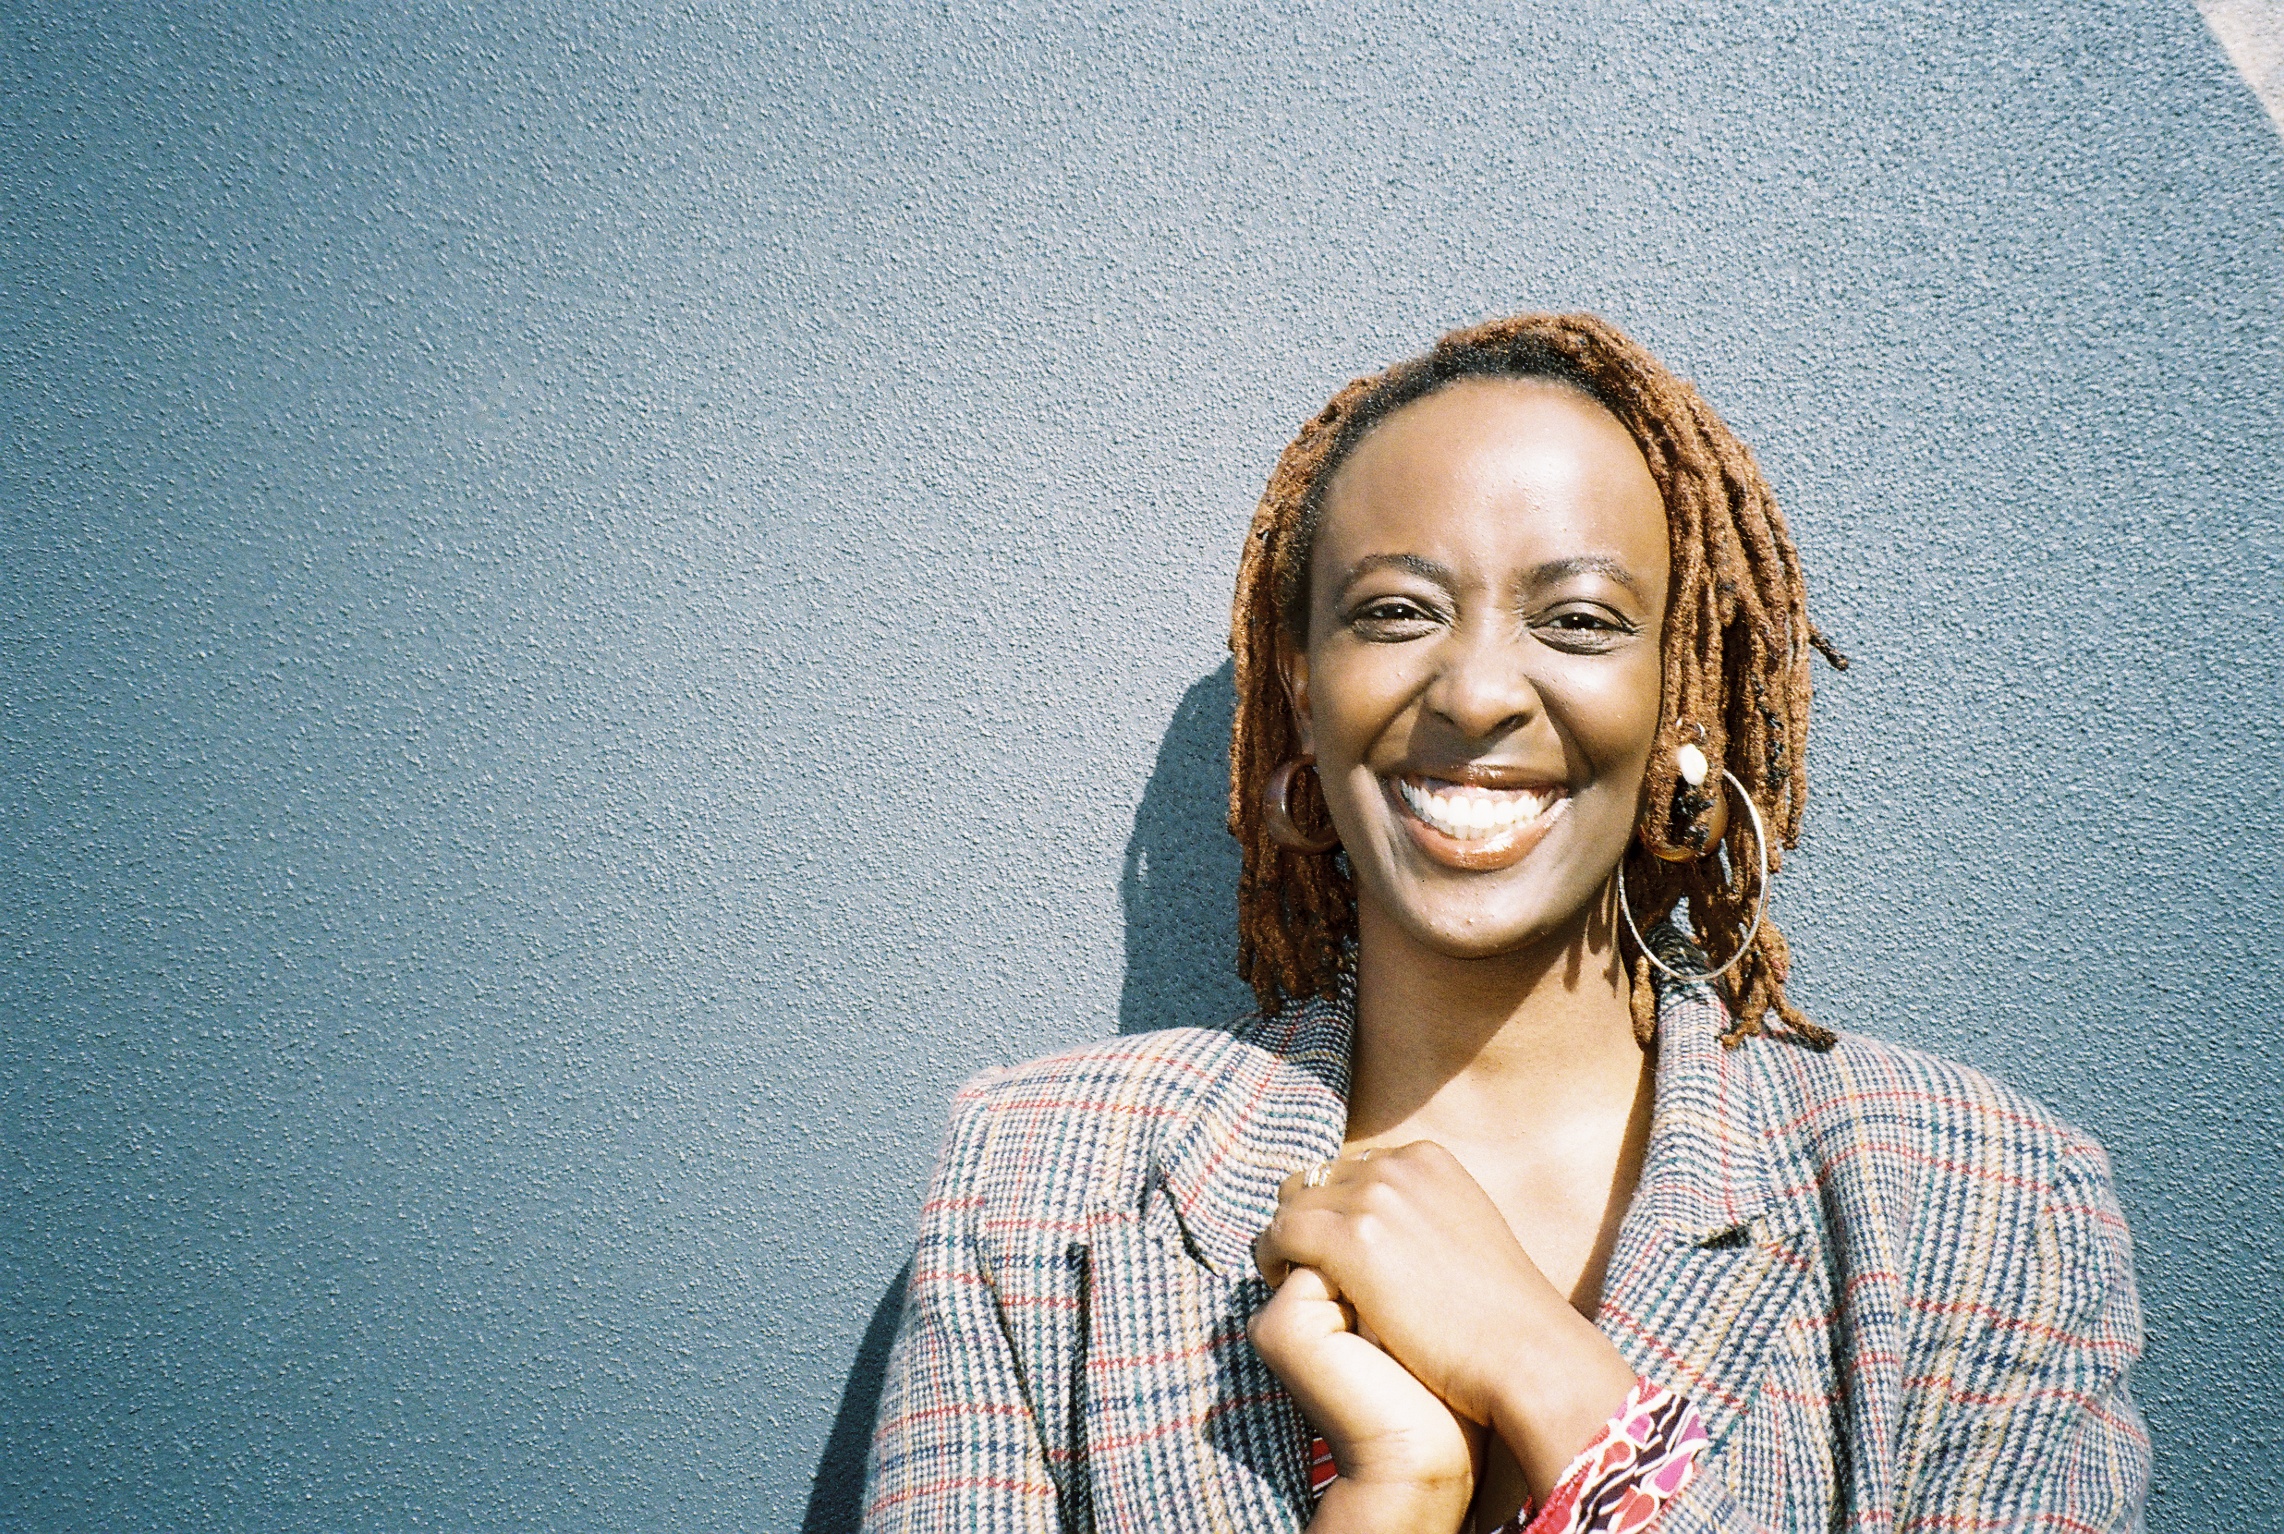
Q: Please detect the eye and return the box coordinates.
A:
[1534,604,1638,651]
[1345,595,1442,639]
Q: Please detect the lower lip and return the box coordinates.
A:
[1385,781,1568,872]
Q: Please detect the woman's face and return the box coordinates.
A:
[1284,376,1670,961]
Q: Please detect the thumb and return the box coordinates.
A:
[1282,1263,1379,1346]
[1252,1264,1354,1356]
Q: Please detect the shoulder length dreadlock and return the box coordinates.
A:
[1228,313,1846,1049]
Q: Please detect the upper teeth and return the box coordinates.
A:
[1395,778,1559,841]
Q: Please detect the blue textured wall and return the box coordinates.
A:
[5,3,2279,1529]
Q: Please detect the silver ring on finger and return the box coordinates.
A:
[1302,1158,1335,1189]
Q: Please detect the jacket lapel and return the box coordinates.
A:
[1595,974,1825,1453]
[1156,985,1354,1281]
[1080,1196,1308,1532]
[1079,991,1355,1531]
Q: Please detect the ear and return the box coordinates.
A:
[1275,632,1315,757]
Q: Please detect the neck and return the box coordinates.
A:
[1345,884,1647,1147]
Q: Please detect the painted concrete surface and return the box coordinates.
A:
[3,2,2279,1529]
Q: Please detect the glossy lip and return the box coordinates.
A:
[1383,768,1570,872]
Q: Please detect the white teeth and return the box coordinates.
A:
[1394,778,1559,841]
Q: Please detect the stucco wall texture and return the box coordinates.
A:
[4,2,2280,1529]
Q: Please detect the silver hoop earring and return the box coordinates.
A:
[1617,767,1768,986]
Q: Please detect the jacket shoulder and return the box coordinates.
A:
[939,1018,1281,1240]
[1763,1028,2109,1170]
[1751,1028,2122,1279]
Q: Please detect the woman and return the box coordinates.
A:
[860,315,2149,1533]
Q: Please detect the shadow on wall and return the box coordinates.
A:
[1117,661,1258,1036]
[800,1265,910,1534]
[801,665,1257,1528]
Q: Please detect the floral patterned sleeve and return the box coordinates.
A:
[1305,1378,1709,1534]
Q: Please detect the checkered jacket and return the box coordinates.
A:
[861,965,2149,1532]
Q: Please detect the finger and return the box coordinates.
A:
[1253,1225,1289,1288]
[1248,1268,1466,1463]
[1247,1267,1360,1373]
[1276,1147,1381,1205]
[1252,1201,1343,1286]
[1253,1208,1303,1286]
[1278,1266,1362,1335]
[1279,1263,1342,1310]
[1275,1158,1338,1204]
[1247,1265,1341,1368]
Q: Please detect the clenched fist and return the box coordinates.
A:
[1252,1143,1634,1512]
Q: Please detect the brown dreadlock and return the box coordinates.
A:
[1227,313,1846,1049]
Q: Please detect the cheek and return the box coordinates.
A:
[1554,656,1664,779]
[1304,647,1420,762]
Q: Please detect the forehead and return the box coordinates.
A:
[1313,376,1669,580]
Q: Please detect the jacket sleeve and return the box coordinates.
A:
[1892,1131,2151,1532]
[860,1073,1069,1534]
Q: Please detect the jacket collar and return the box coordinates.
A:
[1154,936,1793,1281]
[1625,972,1793,1245]
[1156,979,1354,1280]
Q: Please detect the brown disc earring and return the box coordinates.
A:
[1263,755,1341,853]
[1641,735,1729,862]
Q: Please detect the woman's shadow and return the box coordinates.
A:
[1113,661,1257,1038]
[800,663,1253,1529]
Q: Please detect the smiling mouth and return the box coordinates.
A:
[1388,773,1568,870]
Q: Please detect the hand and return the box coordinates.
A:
[1249,1264,1481,1533]
[1254,1143,1635,1500]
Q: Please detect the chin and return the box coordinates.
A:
[1368,877,1605,964]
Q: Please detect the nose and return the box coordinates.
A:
[1421,617,1541,743]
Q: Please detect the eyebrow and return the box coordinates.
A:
[1333,553,1452,600]
[1332,552,1646,600]
[1525,555,1646,595]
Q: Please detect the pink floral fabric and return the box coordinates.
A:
[1306,1377,1708,1534]
[1505,1378,1708,1533]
